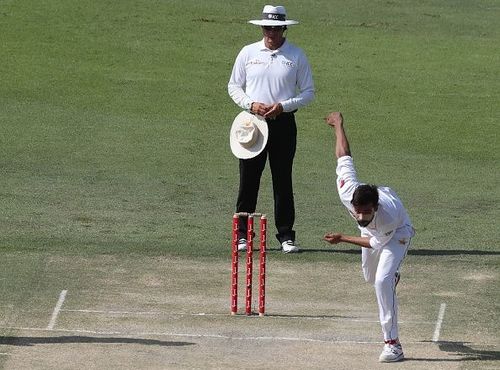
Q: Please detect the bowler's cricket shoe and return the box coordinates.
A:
[281,240,299,253]
[379,342,404,362]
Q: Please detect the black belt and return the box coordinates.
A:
[250,109,297,117]
[275,110,297,118]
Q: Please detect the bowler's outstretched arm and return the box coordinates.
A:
[323,232,371,248]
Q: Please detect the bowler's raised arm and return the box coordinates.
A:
[325,112,351,159]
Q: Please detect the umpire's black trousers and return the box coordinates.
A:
[236,111,297,244]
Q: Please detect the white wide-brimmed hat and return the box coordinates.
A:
[230,111,268,159]
[248,5,299,27]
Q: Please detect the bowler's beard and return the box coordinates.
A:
[357,220,371,227]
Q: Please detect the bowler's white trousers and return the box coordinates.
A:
[361,226,412,341]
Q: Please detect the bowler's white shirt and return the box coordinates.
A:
[228,39,314,112]
[336,156,414,250]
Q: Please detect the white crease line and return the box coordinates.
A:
[432,303,446,342]
[60,310,433,324]
[47,290,67,330]
[62,309,378,321]
[62,309,160,315]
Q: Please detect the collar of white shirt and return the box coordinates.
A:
[258,39,289,54]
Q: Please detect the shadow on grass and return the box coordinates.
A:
[298,248,500,256]
[0,336,195,347]
[265,313,352,320]
[436,341,500,361]
[408,249,500,256]
[406,341,500,362]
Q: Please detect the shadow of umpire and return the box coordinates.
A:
[0,336,195,347]
[406,341,500,362]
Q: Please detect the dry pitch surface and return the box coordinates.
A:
[0,253,498,369]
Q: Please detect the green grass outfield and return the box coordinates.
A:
[0,1,499,368]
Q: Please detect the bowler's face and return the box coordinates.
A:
[351,205,377,227]
[261,26,285,50]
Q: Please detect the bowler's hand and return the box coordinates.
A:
[264,103,283,119]
[323,232,343,244]
[325,112,343,128]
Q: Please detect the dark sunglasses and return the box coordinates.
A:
[262,26,285,31]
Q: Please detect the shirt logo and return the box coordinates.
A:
[281,60,295,68]
[247,59,265,66]
[339,179,345,188]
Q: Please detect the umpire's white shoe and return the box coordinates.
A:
[379,342,404,362]
[237,238,247,252]
[281,240,299,253]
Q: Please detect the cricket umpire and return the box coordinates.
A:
[323,112,415,362]
[228,5,315,253]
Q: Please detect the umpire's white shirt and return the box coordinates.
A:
[336,156,414,250]
[228,39,314,112]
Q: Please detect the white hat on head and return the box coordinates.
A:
[230,111,268,159]
[248,5,299,27]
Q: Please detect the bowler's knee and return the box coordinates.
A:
[363,271,375,285]
[374,275,393,293]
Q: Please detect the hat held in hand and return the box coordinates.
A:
[230,111,268,159]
